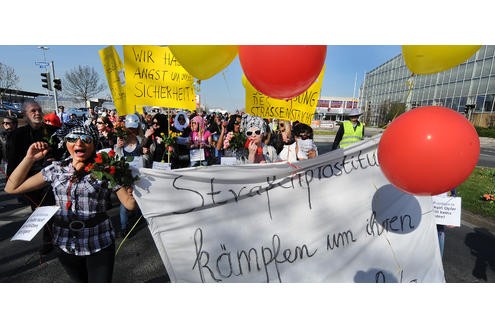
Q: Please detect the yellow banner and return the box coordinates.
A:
[244,65,325,125]
[98,46,127,115]
[124,45,196,111]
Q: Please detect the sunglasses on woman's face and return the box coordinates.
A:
[246,130,261,136]
[96,121,105,125]
[65,134,94,144]
[298,134,310,140]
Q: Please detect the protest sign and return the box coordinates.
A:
[124,45,196,111]
[11,206,59,241]
[432,195,462,227]
[99,46,127,115]
[133,135,445,282]
[244,66,325,125]
[152,161,171,171]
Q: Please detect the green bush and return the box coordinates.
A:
[475,127,495,138]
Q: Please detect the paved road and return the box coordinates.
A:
[443,222,495,282]
[0,175,169,283]
[479,146,495,167]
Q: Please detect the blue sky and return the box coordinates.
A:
[1,2,488,112]
[0,45,401,110]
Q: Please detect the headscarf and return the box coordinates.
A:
[173,111,190,131]
[241,114,267,134]
[43,112,62,128]
[191,115,206,131]
[55,117,99,148]
[153,113,169,135]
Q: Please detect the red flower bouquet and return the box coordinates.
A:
[223,131,247,152]
[85,149,138,189]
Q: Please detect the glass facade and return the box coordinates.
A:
[359,45,495,127]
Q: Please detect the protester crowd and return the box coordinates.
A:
[1,100,453,283]
[0,100,320,282]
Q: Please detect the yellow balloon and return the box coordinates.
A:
[169,45,238,80]
[402,45,481,75]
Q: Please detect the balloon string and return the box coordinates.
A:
[372,182,403,276]
[116,214,142,255]
[221,71,233,106]
[222,71,232,98]
[404,73,415,112]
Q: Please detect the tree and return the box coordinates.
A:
[384,101,406,123]
[0,62,20,103]
[377,100,406,126]
[63,65,106,103]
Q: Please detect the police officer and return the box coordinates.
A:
[331,108,365,150]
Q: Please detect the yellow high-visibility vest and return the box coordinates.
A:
[340,121,364,148]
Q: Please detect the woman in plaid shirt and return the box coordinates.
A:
[5,119,137,282]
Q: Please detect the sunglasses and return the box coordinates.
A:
[246,130,261,136]
[2,121,13,125]
[65,134,94,144]
[298,134,310,140]
[153,121,159,125]
[96,121,105,125]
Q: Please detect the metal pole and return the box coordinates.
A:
[50,61,59,111]
[38,46,50,97]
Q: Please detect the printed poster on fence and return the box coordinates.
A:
[133,135,445,283]
[123,45,196,111]
[99,46,128,115]
[243,65,325,125]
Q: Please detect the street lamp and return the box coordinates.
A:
[37,46,49,62]
[36,46,59,110]
[37,46,50,97]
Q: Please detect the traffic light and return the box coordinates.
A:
[41,72,52,90]
[53,78,62,91]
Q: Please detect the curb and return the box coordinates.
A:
[461,209,495,234]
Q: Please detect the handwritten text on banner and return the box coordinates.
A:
[124,45,196,111]
[133,135,445,283]
[243,66,325,125]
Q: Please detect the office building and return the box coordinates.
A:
[359,45,495,127]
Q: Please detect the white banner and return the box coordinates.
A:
[133,135,445,283]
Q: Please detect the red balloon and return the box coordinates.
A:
[378,106,480,195]
[239,45,327,99]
